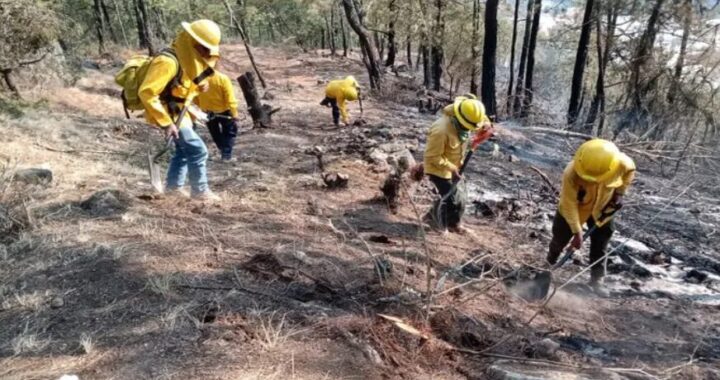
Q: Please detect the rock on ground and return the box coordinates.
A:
[14,168,53,185]
[79,189,131,217]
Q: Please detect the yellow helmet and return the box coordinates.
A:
[453,96,487,131]
[182,19,222,57]
[573,139,622,184]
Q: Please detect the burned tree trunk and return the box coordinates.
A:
[341,0,383,90]
[513,0,534,115]
[385,0,398,67]
[469,0,480,95]
[482,0,499,120]
[339,4,349,57]
[134,0,154,55]
[668,0,692,104]
[567,0,595,125]
[507,0,520,115]
[237,72,279,129]
[93,0,106,53]
[585,0,618,134]
[521,0,543,116]
[406,34,413,69]
[100,0,118,44]
[430,0,446,92]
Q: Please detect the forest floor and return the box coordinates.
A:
[1,44,719,380]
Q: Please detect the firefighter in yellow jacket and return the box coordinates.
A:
[195,66,240,161]
[423,95,490,234]
[320,76,360,126]
[138,19,220,199]
[548,139,636,296]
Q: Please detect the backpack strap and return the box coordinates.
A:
[158,48,185,116]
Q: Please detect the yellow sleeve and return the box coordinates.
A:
[558,167,583,234]
[139,56,178,127]
[223,76,239,118]
[337,95,348,123]
[424,126,459,173]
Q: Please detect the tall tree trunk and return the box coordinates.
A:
[507,0,521,116]
[374,31,384,59]
[112,0,130,47]
[521,0,543,116]
[321,25,327,49]
[422,43,431,88]
[406,34,413,68]
[100,0,118,43]
[223,0,267,88]
[153,7,169,42]
[342,0,383,90]
[668,0,692,103]
[628,0,665,111]
[430,0,446,92]
[469,0,480,95]
[482,0,499,120]
[513,0,534,114]
[326,13,336,55]
[236,0,250,44]
[586,0,618,134]
[93,0,106,54]
[339,3,349,57]
[134,0,154,55]
[567,0,596,125]
[385,0,397,66]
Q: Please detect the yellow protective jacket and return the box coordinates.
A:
[325,77,359,123]
[423,105,467,179]
[195,71,239,118]
[558,155,636,234]
[139,30,215,128]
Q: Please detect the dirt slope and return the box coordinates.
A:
[0,44,719,380]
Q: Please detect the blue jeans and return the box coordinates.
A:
[166,125,209,195]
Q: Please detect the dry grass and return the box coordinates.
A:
[79,333,93,355]
[146,273,178,299]
[11,323,50,355]
[248,309,305,350]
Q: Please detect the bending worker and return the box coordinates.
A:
[139,19,221,200]
[423,95,491,235]
[195,62,240,162]
[320,76,361,127]
[547,139,635,297]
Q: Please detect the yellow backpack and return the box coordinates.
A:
[114,49,181,118]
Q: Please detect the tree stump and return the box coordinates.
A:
[237,72,279,128]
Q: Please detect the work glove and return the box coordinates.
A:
[164,124,179,140]
[610,193,624,208]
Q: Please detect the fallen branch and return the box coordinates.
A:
[529,165,559,195]
[522,127,594,140]
[35,141,125,156]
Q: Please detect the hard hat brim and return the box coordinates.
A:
[453,98,478,131]
[182,21,220,56]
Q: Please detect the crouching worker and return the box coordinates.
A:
[195,65,240,161]
[139,19,221,200]
[423,95,491,235]
[547,139,635,296]
[320,76,361,127]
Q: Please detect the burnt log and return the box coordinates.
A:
[237,72,279,128]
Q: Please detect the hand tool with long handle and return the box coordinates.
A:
[434,125,495,227]
[522,205,622,301]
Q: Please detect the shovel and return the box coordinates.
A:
[433,125,495,228]
[518,206,622,301]
[147,93,198,193]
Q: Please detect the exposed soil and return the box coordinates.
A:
[0,45,719,380]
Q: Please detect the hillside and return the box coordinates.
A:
[1,44,719,380]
